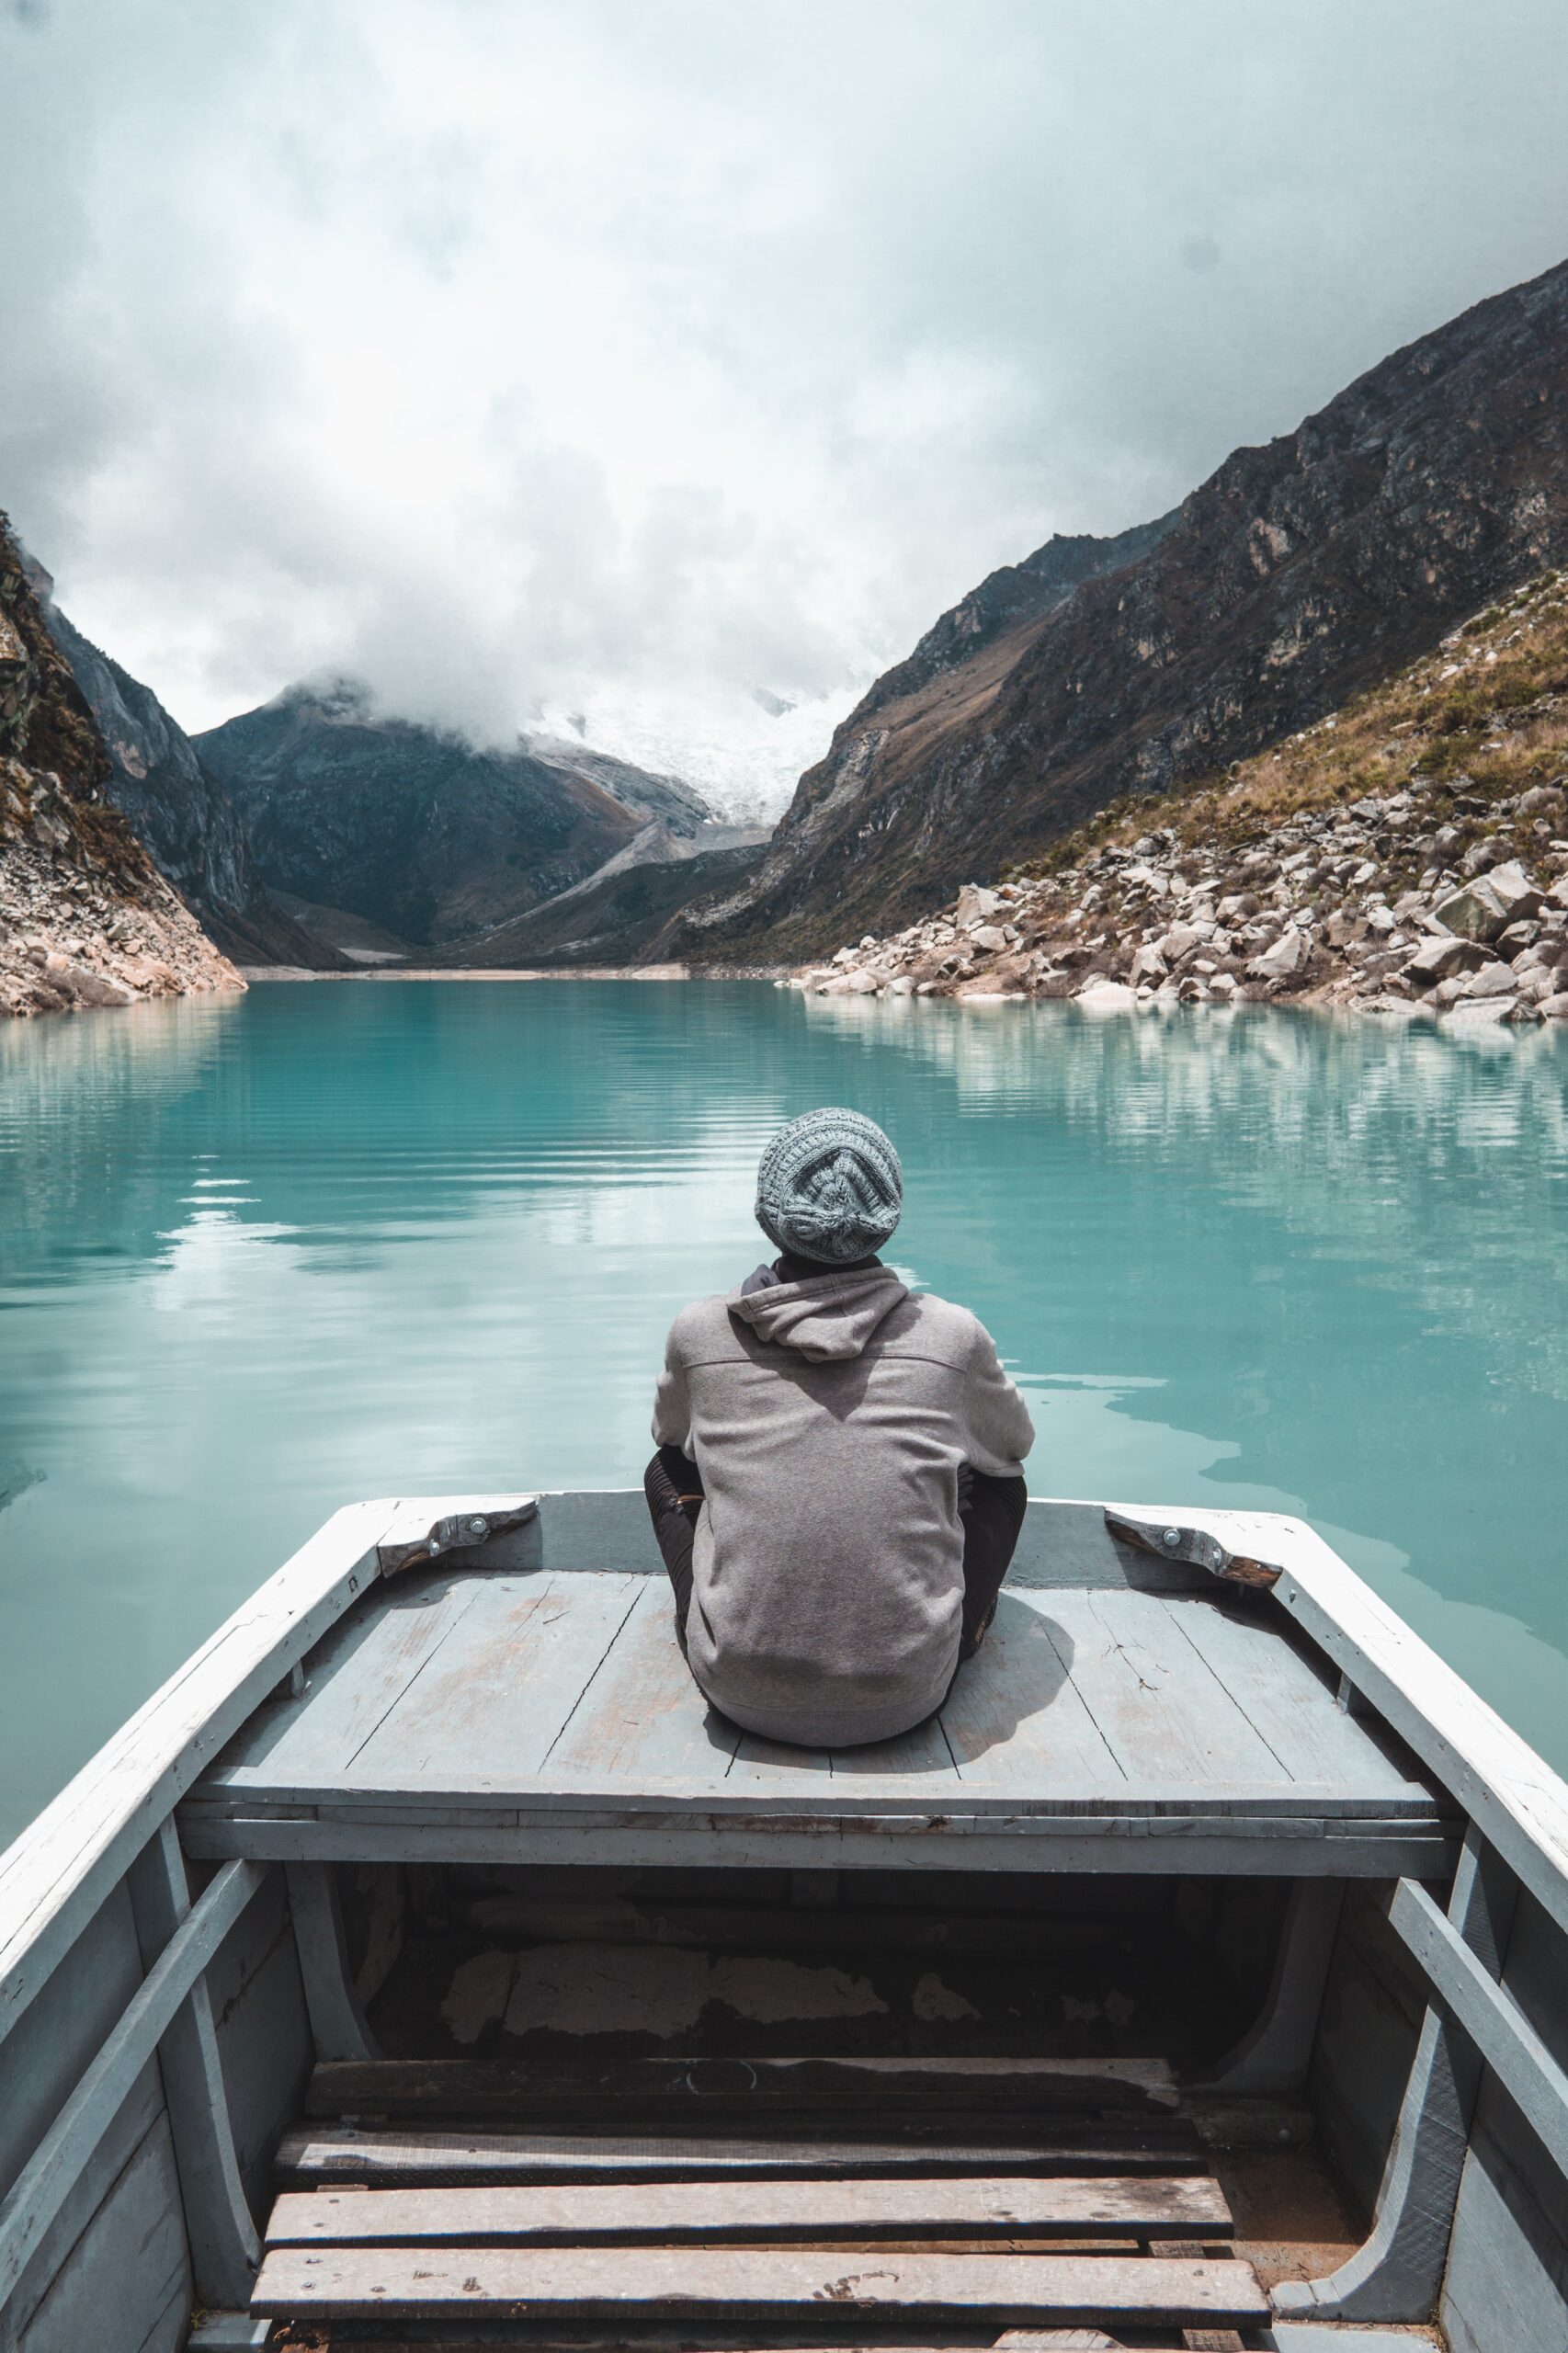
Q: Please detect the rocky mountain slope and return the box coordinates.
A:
[433,818,766,968]
[0,516,243,1018]
[32,576,327,969]
[681,255,1568,963]
[196,684,712,949]
[791,569,1568,1026]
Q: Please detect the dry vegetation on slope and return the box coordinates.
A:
[791,571,1568,1025]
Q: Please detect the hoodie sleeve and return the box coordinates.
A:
[651,1313,694,1453]
[962,1317,1035,1477]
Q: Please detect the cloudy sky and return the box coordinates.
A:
[4,0,1567,811]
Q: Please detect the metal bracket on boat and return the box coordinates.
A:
[378,1497,540,1576]
[1103,1506,1283,1590]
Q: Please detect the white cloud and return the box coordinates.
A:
[4,0,1567,813]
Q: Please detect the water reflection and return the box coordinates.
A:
[0,979,1565,1837]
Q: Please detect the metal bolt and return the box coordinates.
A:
[1162,1527,1182,1550]
[468,1516,488,1536]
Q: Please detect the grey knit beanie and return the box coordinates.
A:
[755,1108,903,1267]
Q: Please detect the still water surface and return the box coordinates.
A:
[2,979,1567,1841]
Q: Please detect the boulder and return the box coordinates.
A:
[43,954,137,1007]
[1246,926,1310,981]
[955,884,1002,929]
[1403,933,1490,984]
[1156,922,1204,963]
[969,924,1008,953]
[1436,860,1544,941]
[1130,943,1168,985]
[1440,997,1517,1027]
[1456,961,1522,1000]
[1538,992,1568,1020]
[1074,979,1138,1010]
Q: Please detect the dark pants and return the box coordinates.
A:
[642,1445,1028,1665]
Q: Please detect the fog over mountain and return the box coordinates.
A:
[4,1,1568,811]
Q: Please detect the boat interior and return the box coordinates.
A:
[3,1491,1566,2353]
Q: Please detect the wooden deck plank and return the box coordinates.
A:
[277,2122,1208,2187]
[832,1713,960,1779]
[307,2055,1183,2120]
[725,1732,837,1790]
[233,1570,484,1785]
[253,2244,1268,2324]
[1164,1592,1424,1795]
[1034,1589,1293,1786]
[349,1574,642,1781]
[941,1595,1127,1789]
[543,1583,743,1782]
[266,2174,1232,2246]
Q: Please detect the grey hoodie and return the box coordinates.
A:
[652,1266,1034,1746]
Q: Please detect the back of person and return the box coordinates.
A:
[648,1108,1034,1748]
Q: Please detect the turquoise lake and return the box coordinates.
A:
[2,978,1566,1844]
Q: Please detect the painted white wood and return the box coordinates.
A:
[0,1858,264,2306]
[1198,1879,1346,2095]
[284,1866,378,2063]
[0,1499,398,2045]
[1122,1499,1568,1942]
[127,1821,261,2306]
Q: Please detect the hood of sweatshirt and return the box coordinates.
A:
[727,1264,911,1363]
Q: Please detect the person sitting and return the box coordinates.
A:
[644,1106,1035,1749]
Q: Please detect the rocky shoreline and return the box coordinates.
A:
[788,576,1568,1029]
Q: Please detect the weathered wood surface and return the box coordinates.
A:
[13,2108,189,2353]
[1388,1872,1568,2182]
[0,1498,397,2043]
[0,1856,265,2306]
[306,2054,1181,2120]
[267,2172,1232,2246]
[127,1819,260,2308]
[278,2120,1206,2188]
[1276,1832,1516,2327]
[183,1575,1449,1877]
[251,2244,1269,2325]
[1185,1501,1568,1943]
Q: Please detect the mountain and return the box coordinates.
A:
[675,255,1568,963]
[30,579,329,969]
[431,818,767,969]
[0,515,242,1017]
[196,684,713,949]
[787,567,1568,1019]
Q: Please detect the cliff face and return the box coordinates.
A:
[196,685,710,948]
[37,589,328,968]
[0,517,244,1018]
[680,256,1568,962]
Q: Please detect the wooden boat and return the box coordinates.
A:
[3,1488,1566,2352]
